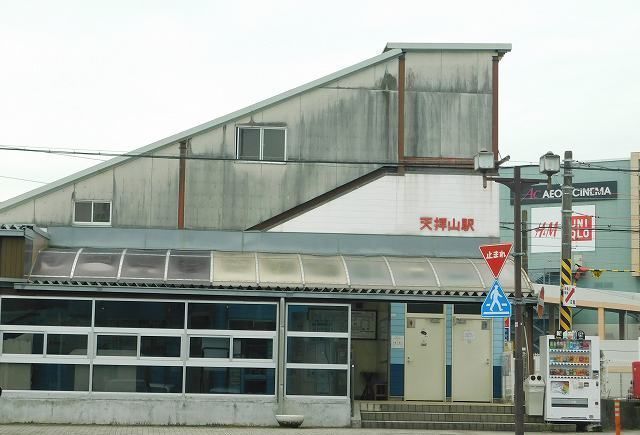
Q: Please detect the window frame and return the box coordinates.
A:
[73,200,112,226]
[186,333,275,365]
[284,303,350,399]
[184,301,278,396]
[93,332,184,361]
[235,125,287,162]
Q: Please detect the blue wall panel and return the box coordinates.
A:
[493,366,502,399]
[493,318,504,366]
[389,303,405,395]
[445,304,452,365]
[390,364,404,396]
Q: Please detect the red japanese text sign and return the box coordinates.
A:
[479,243,513,278]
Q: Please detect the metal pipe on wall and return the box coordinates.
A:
[277,297,286,413]
[178,140,188,229]
[398,54,405,163]
[492,56,501,157]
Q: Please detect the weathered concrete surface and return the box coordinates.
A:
[0,396,278,425]
[0,395,350,427]
[283,397,351,427]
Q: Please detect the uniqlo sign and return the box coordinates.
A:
[479,243,513,278]
[531,205,596,253]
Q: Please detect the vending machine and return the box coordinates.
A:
[539,335,601,423]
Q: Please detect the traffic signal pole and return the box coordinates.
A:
[560,151,573,332]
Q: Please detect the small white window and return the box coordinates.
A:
[236,126,286,161]
[73,201,112,226]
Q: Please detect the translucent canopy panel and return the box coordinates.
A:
[30,249,79,278]
[73,250,122,280]
[468,258,526,293]
[498,259,518,290]
[428,258,483,289]
[28,248,533,295]
[167,252,210,283]
[343,256,393,287]
[212,252,256,284]
[257,253,302,285]
[120,250,167,281]
[387,257,438,288]
[300,255,348,286]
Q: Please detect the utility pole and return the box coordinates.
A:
[559,151,573,332]
[512,166,525,435]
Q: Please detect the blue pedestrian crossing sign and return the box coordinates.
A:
[481,279,512,318]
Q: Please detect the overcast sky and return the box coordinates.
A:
[1,0,638,202]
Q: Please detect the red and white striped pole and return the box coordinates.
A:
[615,399,621,435]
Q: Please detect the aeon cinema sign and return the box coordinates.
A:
[514,181,617,204]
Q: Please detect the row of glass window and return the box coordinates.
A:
[1,332,347,364]
[1,332,276,360]
[0,364,344,396]
[0,298,349,396]
[0,299,348,333]
[0,299,279,330]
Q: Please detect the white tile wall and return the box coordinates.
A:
[271,173,499,237]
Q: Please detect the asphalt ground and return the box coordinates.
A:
[0,425,638,435]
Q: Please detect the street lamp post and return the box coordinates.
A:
[475,150,560,435]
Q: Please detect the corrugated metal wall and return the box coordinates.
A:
[404,51,493,158]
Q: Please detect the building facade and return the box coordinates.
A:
[499,157,640,345]
[0,43,523,426]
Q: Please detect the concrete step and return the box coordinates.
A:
[362,420,576,432]
[360,402,515,414]
[361,410,545,424]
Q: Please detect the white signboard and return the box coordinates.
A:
[391,335,405,349]
[562,285,577,307]
[531,205,596,253]
[270,174,499,237]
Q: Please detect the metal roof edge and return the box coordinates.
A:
[384,42,512,52]
[12,282,494,302]
[0,48,404,213]
[0,224,49,240]
[25,225,50,240]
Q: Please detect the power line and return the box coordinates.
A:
[0,145,462,166]
[0,144,638,171]
[0,175,48,184]
[500,224,640,234]
[574,161,637,173]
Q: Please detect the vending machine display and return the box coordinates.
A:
[539,335,600,423]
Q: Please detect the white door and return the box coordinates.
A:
[404,316,445,401]
[452,315,493,402]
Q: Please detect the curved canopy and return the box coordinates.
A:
[29,248,533,296]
